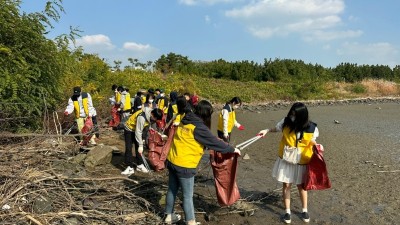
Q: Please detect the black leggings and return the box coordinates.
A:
[124,129,144,167]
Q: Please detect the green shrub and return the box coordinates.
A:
[350,83,367,94]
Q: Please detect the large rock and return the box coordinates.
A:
[84,145,113,168]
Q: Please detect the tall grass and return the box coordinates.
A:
[76,71,399,118]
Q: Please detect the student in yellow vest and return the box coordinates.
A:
[121,107,163,175]
[164,97,241,225]
[64,86,99,144]
[217,97,244,142]
[166,91,184,126]
[156,89,169,113]
[258,102,319,224]
[119,86,131,124]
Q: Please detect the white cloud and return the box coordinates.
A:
[123,42,151,52]
[75,34,115,50]
[179,0,237,6]
[224,0,358,41]
[337,42,399,67]
[74,34,159,67]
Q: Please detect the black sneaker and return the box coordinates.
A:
[301,212,310,223]
[283,213,291,224]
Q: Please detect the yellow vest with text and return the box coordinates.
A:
[217,104,236,132]
[167,123,204,168]
[125,109,149,131]
[278,123,317,165]
[73,92,89,119]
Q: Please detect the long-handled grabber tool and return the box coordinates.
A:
[140,153,152,173]
[235,135,262,150]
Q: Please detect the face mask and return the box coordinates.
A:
[290,116,295,122]
[233,105,239,109]
[149,99,154,103]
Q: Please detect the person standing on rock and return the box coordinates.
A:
[164,97,241,225]
[121,107,163,175]
[258,102,319,224]
[217,97,244,142]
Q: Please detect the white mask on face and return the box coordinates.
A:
[233,105,239,109]
[149,99,154,103]
[290,116,295,122]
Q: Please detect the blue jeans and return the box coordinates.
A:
[165,169,195,222]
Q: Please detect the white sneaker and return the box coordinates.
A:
[136,164,149,173]
[164,213,181,224]
[121,166,134,175]
[89,136,97,145]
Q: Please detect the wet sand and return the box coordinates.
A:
[102,101,400,224]
[202,102,400,225]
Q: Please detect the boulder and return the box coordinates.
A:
[84,145,113,168]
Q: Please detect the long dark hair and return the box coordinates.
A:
[176,96,189,114]
[282,102,310,133]
[151,108,163,120]
[194,100,213,129]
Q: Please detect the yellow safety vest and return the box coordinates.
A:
[73,92,89,119]
[278,123,317,165]
[115,92,121,104]
[123,92,131,111]
[217,104,236,133]
[125,109,149,131]
[167,123,204,168]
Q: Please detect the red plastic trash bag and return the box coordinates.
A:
[148,126,176,171]
[108,105,120,128]
[303,144,331,191]
[156,112,167,131]
[210,150,240,206]
[81,117,94,146]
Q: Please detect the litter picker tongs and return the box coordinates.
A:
[141,153,152,173]
[235,135,262,150]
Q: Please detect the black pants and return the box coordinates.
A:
[124,129,144,167]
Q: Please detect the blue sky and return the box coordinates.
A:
[21,0,400,68]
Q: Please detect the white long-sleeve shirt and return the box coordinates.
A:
[65,93,97,118]
[221,105,241,135]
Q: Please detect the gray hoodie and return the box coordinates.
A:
[135,107,152,147]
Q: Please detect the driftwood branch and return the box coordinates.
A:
[26,214,43,225]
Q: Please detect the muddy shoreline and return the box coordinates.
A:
[206,101,400,225]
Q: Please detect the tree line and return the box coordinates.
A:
[153,53,400,83]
